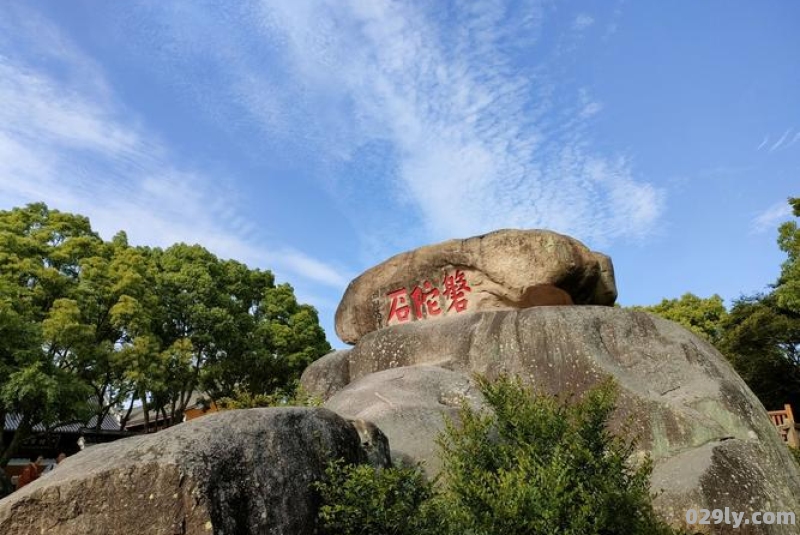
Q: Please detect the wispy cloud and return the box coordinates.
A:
[751,200,792,234]
[0,4,347,290]
[573,14,595,31]
[758,128,798,153]
[788,131,800,149]
[770,129,793,152]
[135,1,662,251]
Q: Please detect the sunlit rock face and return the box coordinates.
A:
[334,229,616,345]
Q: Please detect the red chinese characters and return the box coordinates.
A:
[410,281,442,319]
[386,270,471,324]
[442,269,471,312]
[386,288,411,323]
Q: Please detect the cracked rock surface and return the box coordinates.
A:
[0,408,386,535]
[306,306,800,534]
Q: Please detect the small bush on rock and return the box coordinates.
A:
[436,376,679,535]
[216,383,320,409]
[316,375,685,535]
[790,446,800,467]
[315,460,437,535]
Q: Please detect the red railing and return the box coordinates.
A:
[768,404,800,447]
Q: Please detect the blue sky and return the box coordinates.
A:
[1,1,798,347]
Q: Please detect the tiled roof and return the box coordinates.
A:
[4,412,121,433]
[124,391,213,428]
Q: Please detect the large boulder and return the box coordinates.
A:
[300,349,350,401]
[325,365,484,477]
[0,407,389,535]
[335,229,616,344]
[310,307,800,534]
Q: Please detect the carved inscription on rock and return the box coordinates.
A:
[386,269,472,326]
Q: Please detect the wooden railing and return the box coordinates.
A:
[768,404,800,448]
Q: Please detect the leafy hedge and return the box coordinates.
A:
[315,376,686,535]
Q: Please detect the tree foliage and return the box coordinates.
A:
[717,294,800,410]
[714,198,800,410]
[775,197,800,314]
[631,293,728,345]
[315,376,684,535]
[0,203,331,468]
[316,460,436,535]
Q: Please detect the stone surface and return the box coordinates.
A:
[326,366,484,477]
[0,407,385,535]
[299,349,350,401]
[334,229,617,344]
[316,306,800,534]
[347,418,393,469]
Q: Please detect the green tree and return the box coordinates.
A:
[712,198,800,411]
[0,202,332,475]
[202,282,330,399]
[718,294,800,411]
[145,244,330,424]
[316,460,435,535]
[0,204,98,467]
[631,293,728,345]
[775,197,800,314]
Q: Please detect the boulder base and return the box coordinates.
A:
[308,307,800,534]
[0,407,386,535]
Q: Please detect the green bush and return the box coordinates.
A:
[314,460,436,535]
[216,383,320,409]
[316,375,684,535]
[790,446,800,467]
[436,376,678,535]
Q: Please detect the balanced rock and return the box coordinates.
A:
[306,307,800,534]
[335,229,616,344]
[0,407,389,535]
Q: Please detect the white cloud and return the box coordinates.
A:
[114,1,662,253]
[769,128,792,152]
[788,131,800,149]
[751,201,792,234]
[0,5,345,290]
[249,1,661,247]
[573,14,595,31]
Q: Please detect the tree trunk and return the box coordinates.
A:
[159,406,168,430]
[0,409,11,498]
[94,382,107,433]
[0,415,31,468]
[0,407,6,464]
[120,395,136,430]
[140,387,151,433]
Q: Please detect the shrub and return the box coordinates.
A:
[436,376,678,535]
[790,446,800,467]
[316,375,685,535]
[216,383,320,409]
[314,460,436,535]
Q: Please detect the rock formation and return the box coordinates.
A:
[307,307,800,533]
[0,408,389,535]
[304,229,800,534]
[335,229,616,344]
[4,228,799,534]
